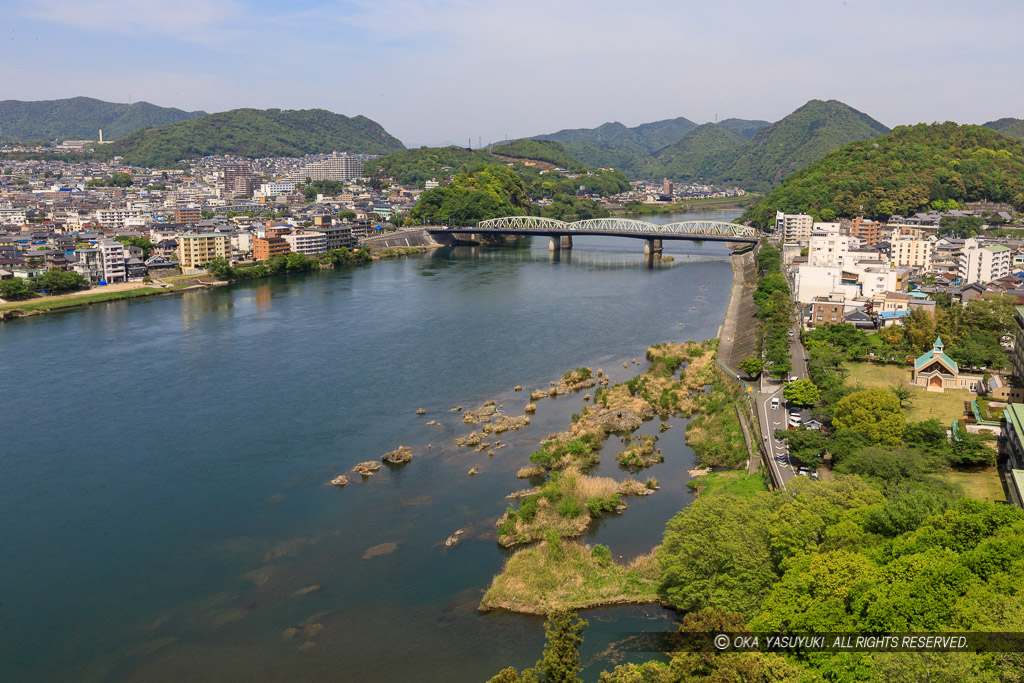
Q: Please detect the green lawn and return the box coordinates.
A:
[846,362,971,424]
[689,471,766,498]
[0,285,190,314]
[943,469,1008,504]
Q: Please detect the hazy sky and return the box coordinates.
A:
[4,0,1023,145]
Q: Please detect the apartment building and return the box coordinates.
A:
[252,235,290,261]
[807,231,850,267]
[959,239,1011,285]
[98,240,126,283]
[850,216,883,246]
[96,208,144,228]
[283,231,327,256]
[288,153,364,182]
[174,205,202,224]
[807,293,846,329]
[775,212,814,243]
[889,228,933,272]
[178,233,231,274]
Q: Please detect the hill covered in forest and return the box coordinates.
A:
[0,96,206,141]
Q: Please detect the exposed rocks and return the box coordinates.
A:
[456,431,484,448]
[623,362,628,368]
[487,450,495,457]
[463,401,498,424]
[445,529,465,547]
[659,422,672,432]
[618,479,656,497]
[529,390,547,401]
[381,446,413,464]
[481,414,530,434]
[506,487,541,499]
[592,406,649,432]
[525,403,537,413]
[583,394,591,401]
[517,465,545,478]
[474,442,491,452]
[425,420,441,426]
[514,385,523,392]
[291,585,321,598]
[329,475,350,487]
[616,434,663,469]
[352,461,382,476]
[688,467,712,477]
[362,542,399,559]
[415,408,426,415]
[468,466,479,476]
[450,405,463,412]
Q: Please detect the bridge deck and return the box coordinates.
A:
[429,227,758,243]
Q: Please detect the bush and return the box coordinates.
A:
[0,278,35,301]
[545,530,563,559]
[566,439,587,455]
[557,498,584,518]
[518,495,539,522]
[591,544,612,567]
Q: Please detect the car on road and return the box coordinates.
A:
[770,397,780,410]
[789,376,799,382]
[788,330,795,336]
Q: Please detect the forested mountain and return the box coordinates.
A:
[984,117,1024,140]
[365,146,500,186]
[717,99,890,189]
[717,117,771,138]
[489,140,583,170]
[530,117,698,173]
[0,96,206,141]
[102,108,404,167]
[743,122,1024,228]
[642,123,747,181]
[524,101,888,187]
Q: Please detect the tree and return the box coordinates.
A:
[738,357,763,379]
[831,388,906,446]
[114,236,155,259]
[783,379,820,407]
[0,278,35,301]
[948,425,997,468]
[35,270,88,294]
[536,610,587,683]
[889,382,913,408]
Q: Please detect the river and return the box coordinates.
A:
[0,209,741,681]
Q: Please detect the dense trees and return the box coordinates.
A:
[753,246,793,379]
[0,278,35,301]
[744,123,1024,226]
[831,388,906,446]
[410,166,529,225]
[783,379,820,407]
[114,235,154,258]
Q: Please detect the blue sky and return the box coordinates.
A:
[3,0,1024,145]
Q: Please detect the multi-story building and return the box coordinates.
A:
[222,164,259,198]
[850,216,883,246]
[318,224,356,250]
[96,208,144,228]
[1000,402,1024,508]
[174,205,203,224]
[71,248,103,284]
[1013,306,1024,387]
[178,233,231,274]
[889,228,933,272]
[256,181,296,198]
[959,239,1011,284]
[807,231,850,267]
[252,235,291,261]
[288,153,364,182]
[97,240,126,282]
[806,293,846,329]
[775,212,814,243]
[283,231,327,256]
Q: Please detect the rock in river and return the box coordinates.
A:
[352,461,382,476]
[381,446,413,464]
[330,475,350,487]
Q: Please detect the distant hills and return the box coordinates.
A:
[102,108,405,167]
[984,117,1024,140]
[742,122,1024,227]
[527,100,889,189]
[0,97,206,141]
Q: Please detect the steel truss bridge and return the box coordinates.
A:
[430,216,759,243]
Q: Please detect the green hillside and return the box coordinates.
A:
[0,97,205,141]
[365,146,500,187]
[489,140,583,169]
[743,123,1024,228]
[717,118,771,138]
[719,99,890,190]
[102,108,404,167]
[642,123,747,181]
[984,117,1024,140]
[530,117,698,174]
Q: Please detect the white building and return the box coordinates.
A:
[807,232,850,267]
[98,240,127,283]
[96,208,144,229]
[776,212,814,243]
[256,181,297,198]
[288,153,364,183]
[283,231,327,256]
[890,228,933,273]
[959,239,1011,285]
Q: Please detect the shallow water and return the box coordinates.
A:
[0,210,740,681]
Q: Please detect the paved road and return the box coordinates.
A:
[755,322,811,488]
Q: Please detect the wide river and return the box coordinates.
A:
[1,209,741,681]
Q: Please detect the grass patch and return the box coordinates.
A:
[942,469,1007,504]
[685,372,747,468]
[687,471,766,499]
[479,540,659,614]
[847,362,971,424]
[0,286,190,314]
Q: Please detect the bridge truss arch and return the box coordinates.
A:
[471,216,758,240]
[476,216,568,231]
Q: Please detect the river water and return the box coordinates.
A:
[1,209,741,681]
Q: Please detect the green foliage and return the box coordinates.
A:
[0,96,205,141]
[302,179,342,200]
[114,235,154,258]
[938,215,984,238]
[203,248,370,281]
[590,544,612,567]
[35,270,88,294]
[536,610,587,683]
[103,108,403,167]
[832,388,906,445]
[557,497,584,518]
[744,123,1024,226]
[0,278,36,301]
[87,171,133,187]
[738,356,763,378]
[367,146,501,187]
[782,378,820,407]
[410,165,529,225]
[642,123,747,181]
[490,140,584,170]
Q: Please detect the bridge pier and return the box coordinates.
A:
[561,235,573,249]
[549,236,560,252]
[644,238,663,257]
